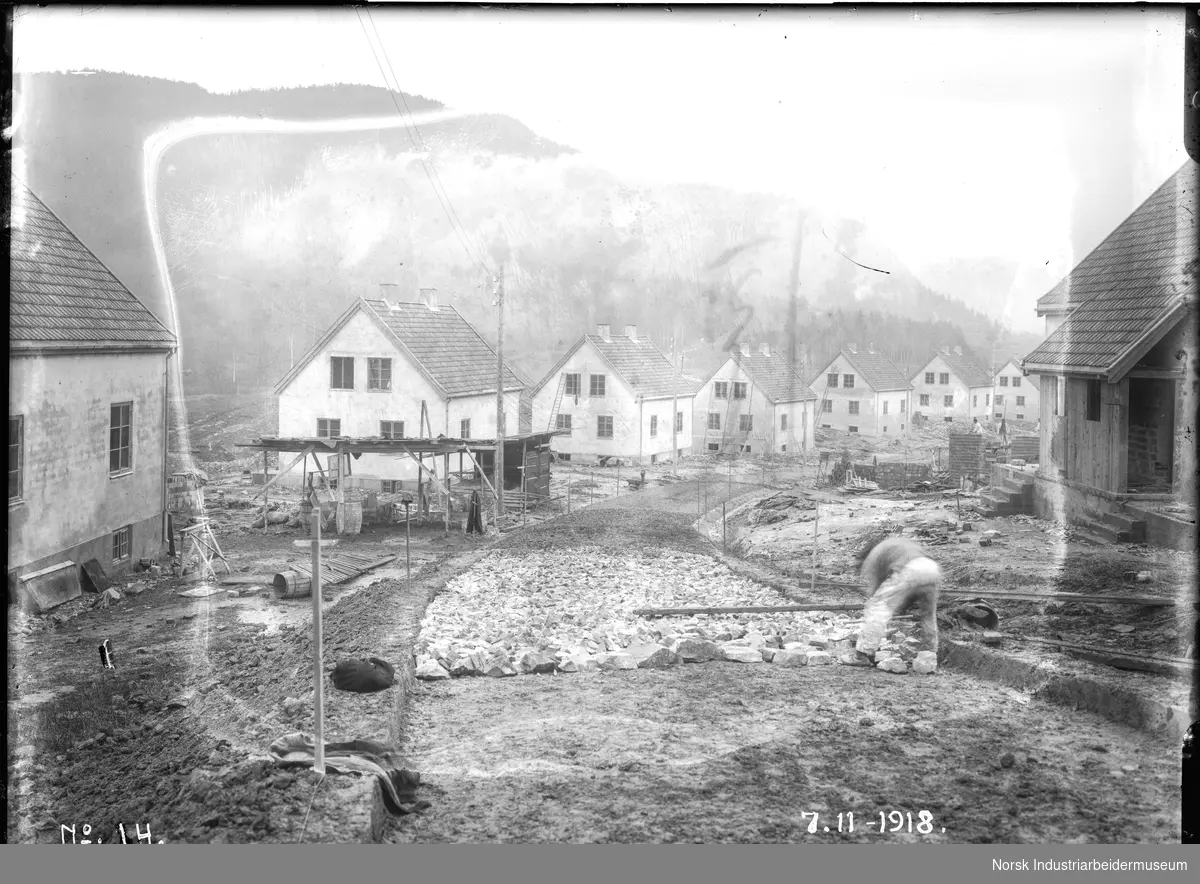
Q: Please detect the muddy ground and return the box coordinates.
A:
[8,391,1190,844]
[385,481,1184,844]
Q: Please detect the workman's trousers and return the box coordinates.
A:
[855,557,941,657]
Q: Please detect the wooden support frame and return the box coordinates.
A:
[253,448,313,501]
[460,445,498,500]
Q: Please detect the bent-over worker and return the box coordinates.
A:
[853,536,941,664]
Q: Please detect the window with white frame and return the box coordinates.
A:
[938,372,950,385]
[943,395,954,407]
[1016,396,1025,406]
[924,372,935,384]
[565,373,581,396]
[732,382,747,399]
[714,381,729,399]
[9,415,23,501]
[367,358,392,391]
[589,374,606,397]
[460,419,471,438]
[650,415,658,437]
[919,394,930,407]
[843,374,855,389]
[317,418,341,438]
[780,413,787,430]
[1011,377,1021,388]
[882,401,889,415]
[738,414,753,432]
[112,525,132,563]
[110,402,132,473]
[708,412,721,430]
[556,414,572,432]
[822,400,832,413]
[847,401,859,415]
[597,415,614,438]
[999,376,1009,387]
[675,411,683,432]
[330,356,354,390]
[380,420,404,439]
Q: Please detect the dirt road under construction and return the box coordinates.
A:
[385,480,1181,844]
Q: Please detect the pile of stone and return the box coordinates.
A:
[412,548,936,680]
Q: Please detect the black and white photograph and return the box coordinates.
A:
[6,2,1199,856]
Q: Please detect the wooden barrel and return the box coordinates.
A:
[273,571,311,599]
[337,501,363,536]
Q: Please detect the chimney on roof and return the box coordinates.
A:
[739,342,751,357]
[759,342,770,357]
[846,342,857,354]
[940,346,950,356]
[953,345,962,356]
[624,324,637,342]
[420,287,439,312]
[597,324,611,342]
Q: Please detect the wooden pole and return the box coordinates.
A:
[311,489,325,775]
[443,453,450,534]
[494,267,506,525]
[728,457,732,495]
[617,462,621,497]
[722,502,727,554]
[671,332,680,478]
[262,450,269,533]
[567,477,571,514]
[404,500,411,582]
[810,502,819,593]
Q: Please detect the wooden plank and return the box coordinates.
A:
[1018,636,1195,674]
[949,590,1174,608]
[634,603,866,617]
[252,449,311,500]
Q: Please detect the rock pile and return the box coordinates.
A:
[412,548,936,679]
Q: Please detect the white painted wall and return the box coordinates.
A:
[276,309,520,486]
[910,355,991,423]
[808,354,909,437]
[532,339,693,463]
[993,361,1040,422]
[9,351,168,573]
[692,356,814,452]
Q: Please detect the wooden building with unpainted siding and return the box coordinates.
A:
[1019,160,1198,548]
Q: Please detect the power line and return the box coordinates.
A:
[354,8,493,280]
[365,8,493,275]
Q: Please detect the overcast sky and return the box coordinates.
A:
[12,5,1190,332]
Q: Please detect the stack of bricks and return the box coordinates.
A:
[948,433,985,483]
[1010,436,1039,464]
[875,461,933,490]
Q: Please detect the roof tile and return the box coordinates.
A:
[9,179,176,351]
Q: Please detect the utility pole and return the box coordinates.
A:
[494,266,505,526]
[671,328,680,477]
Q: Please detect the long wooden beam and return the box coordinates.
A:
[634,603,866,617]
[1015,635,1196,674]
[252,448,313,501]
[460,445,498,500]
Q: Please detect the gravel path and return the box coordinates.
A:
[386,478,1182,843]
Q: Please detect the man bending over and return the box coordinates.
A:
[853,536,941,665]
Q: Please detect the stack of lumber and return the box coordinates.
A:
[289,551,396,586]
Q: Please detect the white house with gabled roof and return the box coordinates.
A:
[530,324,700,465]
[693,341,817,455]
[272,288,525,487]
[807,344,911,438]
[992,357,1040,423]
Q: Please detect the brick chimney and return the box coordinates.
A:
[420,287,439,312]
[846,342,857,354]
[597,324,611,342]
[940,346,950,356]
[759,342,770,356]
[624,325,638,342]
[739,342,751,356]
[867,342,875,354]
[953,345,963,356]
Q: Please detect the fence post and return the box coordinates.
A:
[722,502,727,554]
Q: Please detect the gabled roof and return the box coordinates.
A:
[10,178,176,353]
[1035,161,1197,315]
[1024,161,1199,379]
[911,350,993,389]
[702,350,817,403]
[274,297,525,397]
[535,333,701,400]
[812,349,911,393]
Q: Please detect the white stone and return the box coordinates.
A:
[912,651,938,674]
[877,657,909,674]
[599,652,638,671]
[415,659,451,680]
[772,649,808,667]
[805,651,833,666]
[723,645,764,663]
